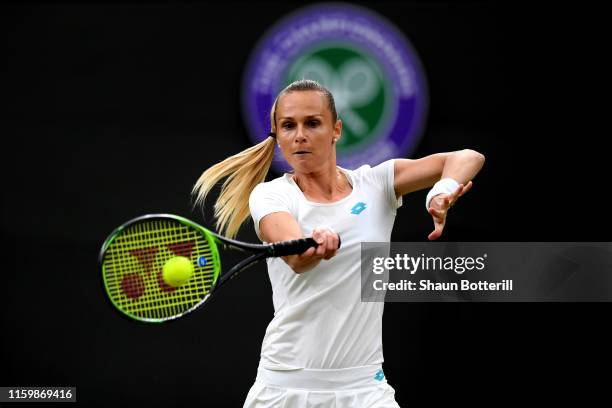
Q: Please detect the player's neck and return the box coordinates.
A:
[292,164,352,202]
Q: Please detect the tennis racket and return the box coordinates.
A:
[99,214,339,323]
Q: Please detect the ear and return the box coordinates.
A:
[332,119,342,144]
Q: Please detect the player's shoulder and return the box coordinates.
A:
[343,163,370,179]
[347,159,396,181]
[254,173,292,190]
[250,173,294,199]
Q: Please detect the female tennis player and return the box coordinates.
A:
[193,80,485,407]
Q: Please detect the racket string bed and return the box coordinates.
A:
[101,217,218,322]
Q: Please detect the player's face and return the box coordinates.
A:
[275,90,342,174]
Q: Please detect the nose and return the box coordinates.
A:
[293,124,307,144]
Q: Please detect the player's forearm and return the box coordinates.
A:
[441,149,485,183]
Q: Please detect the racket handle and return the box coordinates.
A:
[270,235,342,257]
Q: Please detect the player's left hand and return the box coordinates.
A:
[427,181,473,241]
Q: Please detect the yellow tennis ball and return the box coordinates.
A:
[162,256,194,287]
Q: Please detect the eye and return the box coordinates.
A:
[282,122,294,130]
[308,120,319,127]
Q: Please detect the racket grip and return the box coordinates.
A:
[270,235,342,257]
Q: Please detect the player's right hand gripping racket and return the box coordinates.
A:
[99,214,340,323]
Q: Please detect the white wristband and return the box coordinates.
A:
[426,178,460,210]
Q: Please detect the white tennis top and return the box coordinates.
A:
[248,159,402,370]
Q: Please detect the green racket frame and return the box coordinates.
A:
[99,214,325,323]
[100,214,223,323]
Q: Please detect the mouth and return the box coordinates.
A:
[293,151,311,155]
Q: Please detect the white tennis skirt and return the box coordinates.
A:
[243,365,400,408]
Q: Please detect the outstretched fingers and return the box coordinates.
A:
[428,223,444,241]
[428,206,446,220]
[428,181,474,240]
[448,180,474,207]
[462,180,473,194]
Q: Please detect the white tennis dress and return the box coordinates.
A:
[245,159,402,408]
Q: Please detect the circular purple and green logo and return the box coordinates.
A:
[241,3,428,172]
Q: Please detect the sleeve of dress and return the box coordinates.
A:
[369,159,403,211]
[248,183,294,241]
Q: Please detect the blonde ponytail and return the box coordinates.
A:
[192,136,276,238]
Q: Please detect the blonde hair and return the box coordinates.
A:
[192,79,337,238]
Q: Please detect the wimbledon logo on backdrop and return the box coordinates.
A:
[241,3,428,172]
